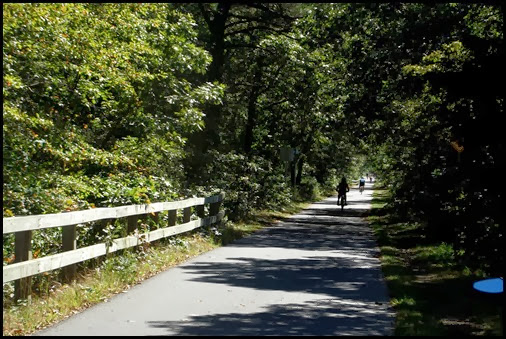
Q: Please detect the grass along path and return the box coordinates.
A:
[3,198,313,336]
[368,188,502,336]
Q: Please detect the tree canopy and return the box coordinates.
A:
[3,3,503,275]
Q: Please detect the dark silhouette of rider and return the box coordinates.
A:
[337,177,350,205]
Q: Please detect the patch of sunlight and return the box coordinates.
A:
[391,296,416,307]
[386,275,401,281]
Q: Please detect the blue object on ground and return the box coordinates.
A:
[473,278,503,294]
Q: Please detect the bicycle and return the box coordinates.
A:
[359,177,366,194]
[338,193,346,211]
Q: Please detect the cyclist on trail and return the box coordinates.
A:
[359,176,366,193]
[337,177,350,206]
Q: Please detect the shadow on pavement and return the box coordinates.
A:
[146,253,391,335]
[147,297,392,336]
[146,193,393,336]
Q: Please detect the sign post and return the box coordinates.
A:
[280,146,295,186]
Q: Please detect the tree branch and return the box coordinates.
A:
[258,63,287,95]
[224,42,257,49]
[244,3,300,21]
[227,13,284,26]
[198,3,212,28]
[224,25,291,37]
[261,98,290,110]
[225,19,253,29]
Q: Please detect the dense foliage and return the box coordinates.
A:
[3,3,222,268]
[3,3,223,215]
[3,3,503,277]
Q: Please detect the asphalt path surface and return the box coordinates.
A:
[35,182,395,336]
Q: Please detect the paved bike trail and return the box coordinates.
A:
[35,182,394,336]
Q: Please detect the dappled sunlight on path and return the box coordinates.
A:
[36,182,394,336]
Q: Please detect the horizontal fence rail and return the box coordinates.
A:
[3,195,224,234]
[3,192,225,300]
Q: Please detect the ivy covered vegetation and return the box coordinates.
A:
[3,2,503,295]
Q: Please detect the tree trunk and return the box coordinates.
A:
[290,160,296,187]
[244,56,264,155]
[202,4,230,148]
[185,3,231,181]
[204,3,230,84]
[295,156,304,185]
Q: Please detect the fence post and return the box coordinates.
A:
[127,216,138,234]
[150,212,159,224]
[183,207,191,223]
[168,210,177,226]
[62,225,77,283]
[196,205,205,219]
[210,192,224,217]
[14,230,32,301]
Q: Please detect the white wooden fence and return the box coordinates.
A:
[3,192,225,300]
